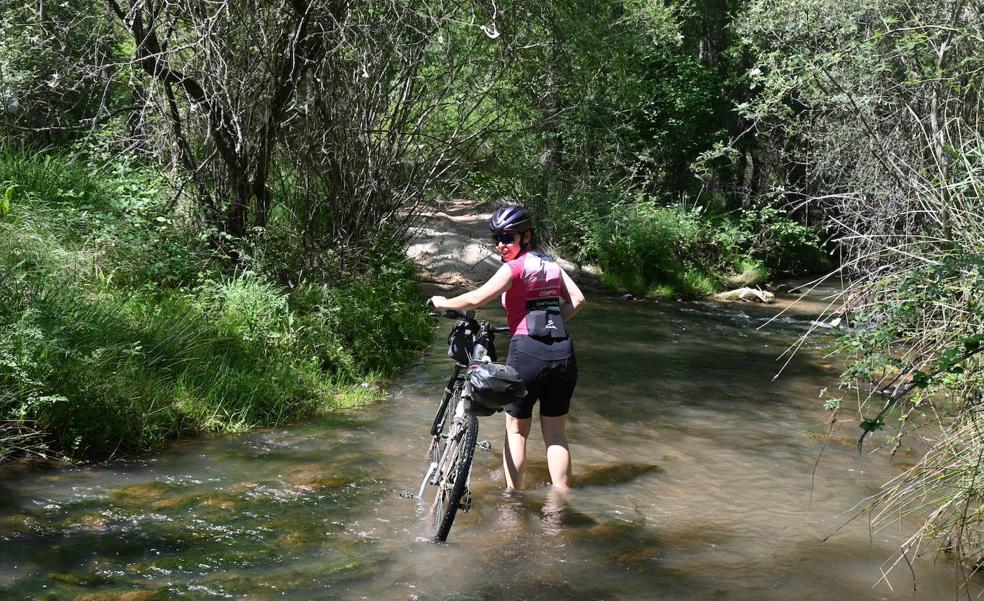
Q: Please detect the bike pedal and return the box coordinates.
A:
[399,489,414,499]
[478,440,492,452]
[460,489,472,512]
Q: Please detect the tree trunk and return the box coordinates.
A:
[699,0,729,69]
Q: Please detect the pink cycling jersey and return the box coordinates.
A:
[502,251,570,336]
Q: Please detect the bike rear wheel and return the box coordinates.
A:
[434,411,478,542]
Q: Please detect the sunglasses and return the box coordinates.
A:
[491,232,518,245]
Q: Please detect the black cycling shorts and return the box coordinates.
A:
[504,335,578,419]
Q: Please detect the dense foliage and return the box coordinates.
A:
[738,0,984,572]
[453,1,828,297]
[0,150,430,460]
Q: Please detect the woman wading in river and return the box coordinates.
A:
[429,205,586,492]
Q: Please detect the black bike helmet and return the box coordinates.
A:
[489,205,533,234]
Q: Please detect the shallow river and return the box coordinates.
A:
[2,288,981,600]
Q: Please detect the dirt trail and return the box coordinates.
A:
[407,200,600,295]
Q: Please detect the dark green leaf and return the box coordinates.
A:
[910,370,931,388]
[964,334,984,353]
[859,418,884,433]
[938,348,962,371]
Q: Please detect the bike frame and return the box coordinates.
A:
[417,309,507,540]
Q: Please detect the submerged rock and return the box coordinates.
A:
[277,528,324,548]
[608,544,663,567]
[49,571,114,586]
[75,591,161,601]
[109,482,184,509]
[714,287,775,303]
[0,513,40,536]
[198,492,238,511]
[72,513,110,533]
[574,462,663,487]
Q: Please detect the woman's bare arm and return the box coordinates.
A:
[430,264,513,311]
[559,269,586,321]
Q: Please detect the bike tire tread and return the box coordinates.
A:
[435,412,478,542]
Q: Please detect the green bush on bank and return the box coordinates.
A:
[297,258,433,380]
[0,150,431,461]
[738,203,831,276]
[591,203,726,297]
[531,186,828,299]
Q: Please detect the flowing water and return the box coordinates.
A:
[2,288,981,601]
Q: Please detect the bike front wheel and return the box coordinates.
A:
[434,412,479,542]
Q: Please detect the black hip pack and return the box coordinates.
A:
[525,298,567,339]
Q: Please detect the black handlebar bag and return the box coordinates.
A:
[447,320,475,364]
[447,319,498,364]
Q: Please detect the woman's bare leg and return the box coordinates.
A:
[503,415,532,490]
[540,414,571,490]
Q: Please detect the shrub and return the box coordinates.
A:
[0,150,432,461]
[199,272,296,353]
[528,184,622,266]
[588,202,745,298]
[0,266,329,458]
[531,184,826,296]
[739,203,830,275]
[295,251,433,380]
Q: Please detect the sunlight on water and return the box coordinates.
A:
[1,286,980,600]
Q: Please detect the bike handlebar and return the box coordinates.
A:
[428,309,475,321]
[426,304,508,333]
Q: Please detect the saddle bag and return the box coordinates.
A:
[465,362,526,415]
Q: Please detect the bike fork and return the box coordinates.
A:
[417,461,437,499]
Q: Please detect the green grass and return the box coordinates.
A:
[2,278,329,456]
[723,259,769,288]
[590,203,743,299]
[0,149,431,461]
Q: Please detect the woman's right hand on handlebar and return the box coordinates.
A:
[427,299,475,322]
[428,296,449,311]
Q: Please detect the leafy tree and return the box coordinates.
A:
[738,0,984,569]
[2,0,514,275]
[0,0,124,144]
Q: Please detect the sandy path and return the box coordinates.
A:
[406,201,599,295]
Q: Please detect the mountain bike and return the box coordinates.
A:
[417,308,516,542]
